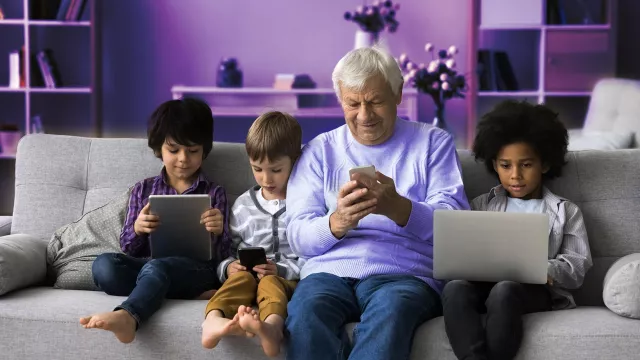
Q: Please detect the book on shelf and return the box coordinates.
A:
[9,47,63,88]
[477,49,519,92]
[9,51,20,88]
[30,0,87,21]
[35,49,63,88]
[56,0,88,21]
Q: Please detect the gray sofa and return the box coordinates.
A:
[1,134,640,360]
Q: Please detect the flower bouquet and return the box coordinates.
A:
[344,1,400,47]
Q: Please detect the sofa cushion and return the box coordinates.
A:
[417,307,640,360]
[0,287,282,360]
[568,130,635,151]
[602,253,640,319]
[46,189,129,290]
[0,234,47,295]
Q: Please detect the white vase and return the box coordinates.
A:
[354,30,379,49]
[0,131,22,155]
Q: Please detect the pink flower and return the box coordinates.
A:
[425,43,434,52]
[445,59,456,69]
[447,46,458,55]
[442,82,450,90]
[440,73,448,81]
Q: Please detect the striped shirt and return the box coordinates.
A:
[120,168,231,260]
[471,185,592,309]
[216,185,303,283]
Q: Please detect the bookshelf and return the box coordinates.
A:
[466,0,618,147]
[0,0,102,159]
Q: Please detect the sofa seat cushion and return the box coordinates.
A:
[2,288,640,360]
[0,287,281,360]
[416,307,640,360]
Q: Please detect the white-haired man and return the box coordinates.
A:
[284,46,470,360]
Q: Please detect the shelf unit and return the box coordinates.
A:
[0,0,102,159]
[171,86,420,122]
[466,0,618,146]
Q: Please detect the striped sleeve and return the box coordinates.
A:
[547,202,592,289]
[216,191,251,283]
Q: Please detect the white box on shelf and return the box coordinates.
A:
[481,0,544,27]
[8,51,20,89]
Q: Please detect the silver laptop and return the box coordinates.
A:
[433,209,549,284]
[148,194,212,261]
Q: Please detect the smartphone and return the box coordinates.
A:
[349,165,376,179]
[238,247,268,277]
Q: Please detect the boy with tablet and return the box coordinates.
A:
[79,98,231,344]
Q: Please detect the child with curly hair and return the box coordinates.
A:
[442,100,592,360]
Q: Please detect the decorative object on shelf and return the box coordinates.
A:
[398,43,467,132]
[30,115,45,134]
[0,124,22,155]
[344,1,400,49]
[0,5,5,20]
[273,74,295,90]
[216,57,243,88]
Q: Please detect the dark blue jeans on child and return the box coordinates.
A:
[92,253,219,327]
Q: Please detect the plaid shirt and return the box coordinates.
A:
[119,168,231,261]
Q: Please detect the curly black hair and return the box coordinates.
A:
[147,97,214,159]
[472,100,568,179]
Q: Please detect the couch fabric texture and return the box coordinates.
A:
[1,134,640,359]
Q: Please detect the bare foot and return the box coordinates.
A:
[201,311,247,349]
[79,310,137,344]
[238,307,283,357]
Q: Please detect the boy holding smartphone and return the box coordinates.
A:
[201,111,303,358]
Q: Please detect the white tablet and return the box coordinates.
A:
[148,194,212,261]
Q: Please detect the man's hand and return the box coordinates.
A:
[134,203,160,235]
[329,180,378,238]
[226,260,246,278]
[351,171,412,226]
[253,260,278,280]
[201,208,224,235]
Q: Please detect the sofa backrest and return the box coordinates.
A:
[12,134,640,306]
[584,78,640,147]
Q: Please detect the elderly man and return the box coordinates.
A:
[284,46,470,360]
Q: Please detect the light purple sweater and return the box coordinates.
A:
[285,119,470,294]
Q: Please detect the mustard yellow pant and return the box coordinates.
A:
[204,271,297,322]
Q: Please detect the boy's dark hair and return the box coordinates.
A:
[147,98,214,159]
[473,100,568,179]
[246,111,302,162]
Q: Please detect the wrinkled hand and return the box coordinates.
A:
[253,260,278,280]
[329,180,378,238]
[201,208,224,235]
[134,203,160,235]
[226,260,246,278]
[351,171,411,226]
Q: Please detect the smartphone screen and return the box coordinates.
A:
[238,247,268,277]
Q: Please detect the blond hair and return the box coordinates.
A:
[246,111,302,162]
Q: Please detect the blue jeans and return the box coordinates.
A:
[285,273,442,360]
[92,253,219,327]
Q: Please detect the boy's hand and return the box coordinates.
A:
[254,260,278,280]
[226,260,246,277]
[134,203,160,236]
[201,208,224,235]
[547,275,554,286]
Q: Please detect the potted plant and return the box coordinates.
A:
[398,43,467,132]
[344,1,400,48]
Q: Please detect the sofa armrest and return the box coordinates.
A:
[0,216,12,236]
[0,234,47,296]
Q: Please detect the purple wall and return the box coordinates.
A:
[100,0,470,144]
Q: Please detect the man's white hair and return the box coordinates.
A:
[332,45,404,101]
